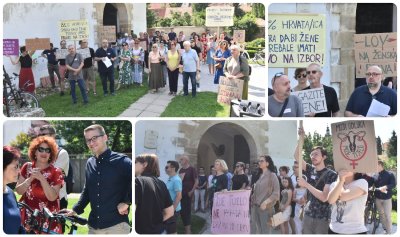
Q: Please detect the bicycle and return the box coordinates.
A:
[364,186,380,234]
[18,202,88,234]
[240,44,265,66]
[3,66,40,117]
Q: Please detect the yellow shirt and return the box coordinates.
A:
[167,50,179,68]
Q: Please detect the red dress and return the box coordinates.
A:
[19,54,35,93]
[201,37,208,61]
[19,162,64,234]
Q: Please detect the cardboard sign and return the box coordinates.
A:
[25,38,50,51]
[59,20,89,41]
[354,32,397,77]
[268,14,326,67]
[292,87,327,115]
[77,48,92,59]
[55,48,68,59]
[211,190,251,234]
[100,25,116,42]
[233,30,246,43]
[217,76,244,105]
[206,6,235,27]
[3,39,19,56]
[331,120,378,173]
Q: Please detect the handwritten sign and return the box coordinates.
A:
[77,48,91,59]
[25,38,50,51]
[59,20,89,41]
[211,190,251,234]
[55,48,68,59]
[233,30,245,43]
[331,120,378,173]
[3,39,19,56]
[354,32,397,77]
[206,6,235,27]
[268,14,326,67]
[100,25,116,42]
[292,87,327,115]
[217,76,244,105]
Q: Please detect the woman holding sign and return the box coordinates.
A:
[209,159,228,214]
[327,170,368,234]
[250,155,280,234]
[223,44,250,99]
[7,46,36,93]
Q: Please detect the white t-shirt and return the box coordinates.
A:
[208,175,214,188]
[329,179,368,234]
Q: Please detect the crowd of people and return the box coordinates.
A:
[3,123,132,234]
[135,127,396,234]
[268,63,397,117]
[6,28,251,105]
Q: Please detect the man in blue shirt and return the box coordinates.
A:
[65,124,132,234]
[180,41,200,97]
[42,43,62,91]
[95,40,116,96]
[345,65,397,117]
[164,160,182,234]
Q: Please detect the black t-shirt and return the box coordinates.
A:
[303,85,340,117]
[135,175,173,234]
[19,55,32,68]
[42,48,58,65]
[198,175,207,189]
[83,48,95,68]
[191,45,201,55]
[211,174,228,192]
[232,174,249,190]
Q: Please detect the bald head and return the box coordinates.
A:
[366,65,384,89]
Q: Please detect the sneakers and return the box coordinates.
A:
[197,87,201,92]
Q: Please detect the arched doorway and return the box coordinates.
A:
[197,123,257,174]
[102,3,129,38]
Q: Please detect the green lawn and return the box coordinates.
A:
[39,72,148,117]
[391,210,397,225]
[161,92,230,117]
[176,214,207,234]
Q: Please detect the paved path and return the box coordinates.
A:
[119,63,266,117]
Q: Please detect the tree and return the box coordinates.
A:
[233,3,245,18]
[52,121,132,155]
[9,132,31,157]
[387,130,397,157]
[303,132,333,167]
[147,8,158,28]
[252,3,265,19]
[192,3,209,13]
[169,3,183,8]
[228,13,260,42]
[376,136,383,155]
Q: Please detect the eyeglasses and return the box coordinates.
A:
[85,134,105,144]
[296,73,307,79]
[258,159,266,163]
[122,44,128,46]
[365,72,381,77]
[38,147,51,154]
[306,70,319,75]
[272,72,284,85]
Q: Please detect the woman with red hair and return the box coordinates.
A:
[15,136,64,234]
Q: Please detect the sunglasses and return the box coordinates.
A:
[306,70,319,75]
[38,147,51,154]
[296,73,307,79]
[272,72,284,85]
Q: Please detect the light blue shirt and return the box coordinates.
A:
[166,174,182,212]
[181,49,198,72]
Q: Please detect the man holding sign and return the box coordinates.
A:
[268,73,304,117]
[345,65,397,117]
[295,127,337,234]
[303,63,340,117]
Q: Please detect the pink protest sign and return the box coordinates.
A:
[211,189,251,234]
[3,39,19,56]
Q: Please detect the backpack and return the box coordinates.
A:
[239,56,252,76]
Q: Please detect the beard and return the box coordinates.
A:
[367,82,378,89]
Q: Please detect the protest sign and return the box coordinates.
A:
[211,190,251,234]
[59,20,89,41]
[217,76,244,105]
[233,30,245,43]
[331,120,378,173]
[77,48,91,59]
[3,39,19,56]
[206,6,235,27]
[25,38,50,51]
[292,87,327,115]
[268,14,326,67]
[100,25,116,42]
[55,48,68,59]
[354,32,397,77]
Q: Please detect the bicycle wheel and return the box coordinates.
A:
[7,92,40,115]
[364,203,372,225]
[371,205,380,234]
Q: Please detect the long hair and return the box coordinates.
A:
[259,155,277,174]
[135,154,160,177]
[281,176,294,191]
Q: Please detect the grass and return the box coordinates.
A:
[161,92,230,117]
[392,210,397,225]
[39,72,148,117]
[176,214,207,234]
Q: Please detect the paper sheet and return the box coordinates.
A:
[103,57,112,68]
[366,99,390,117]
